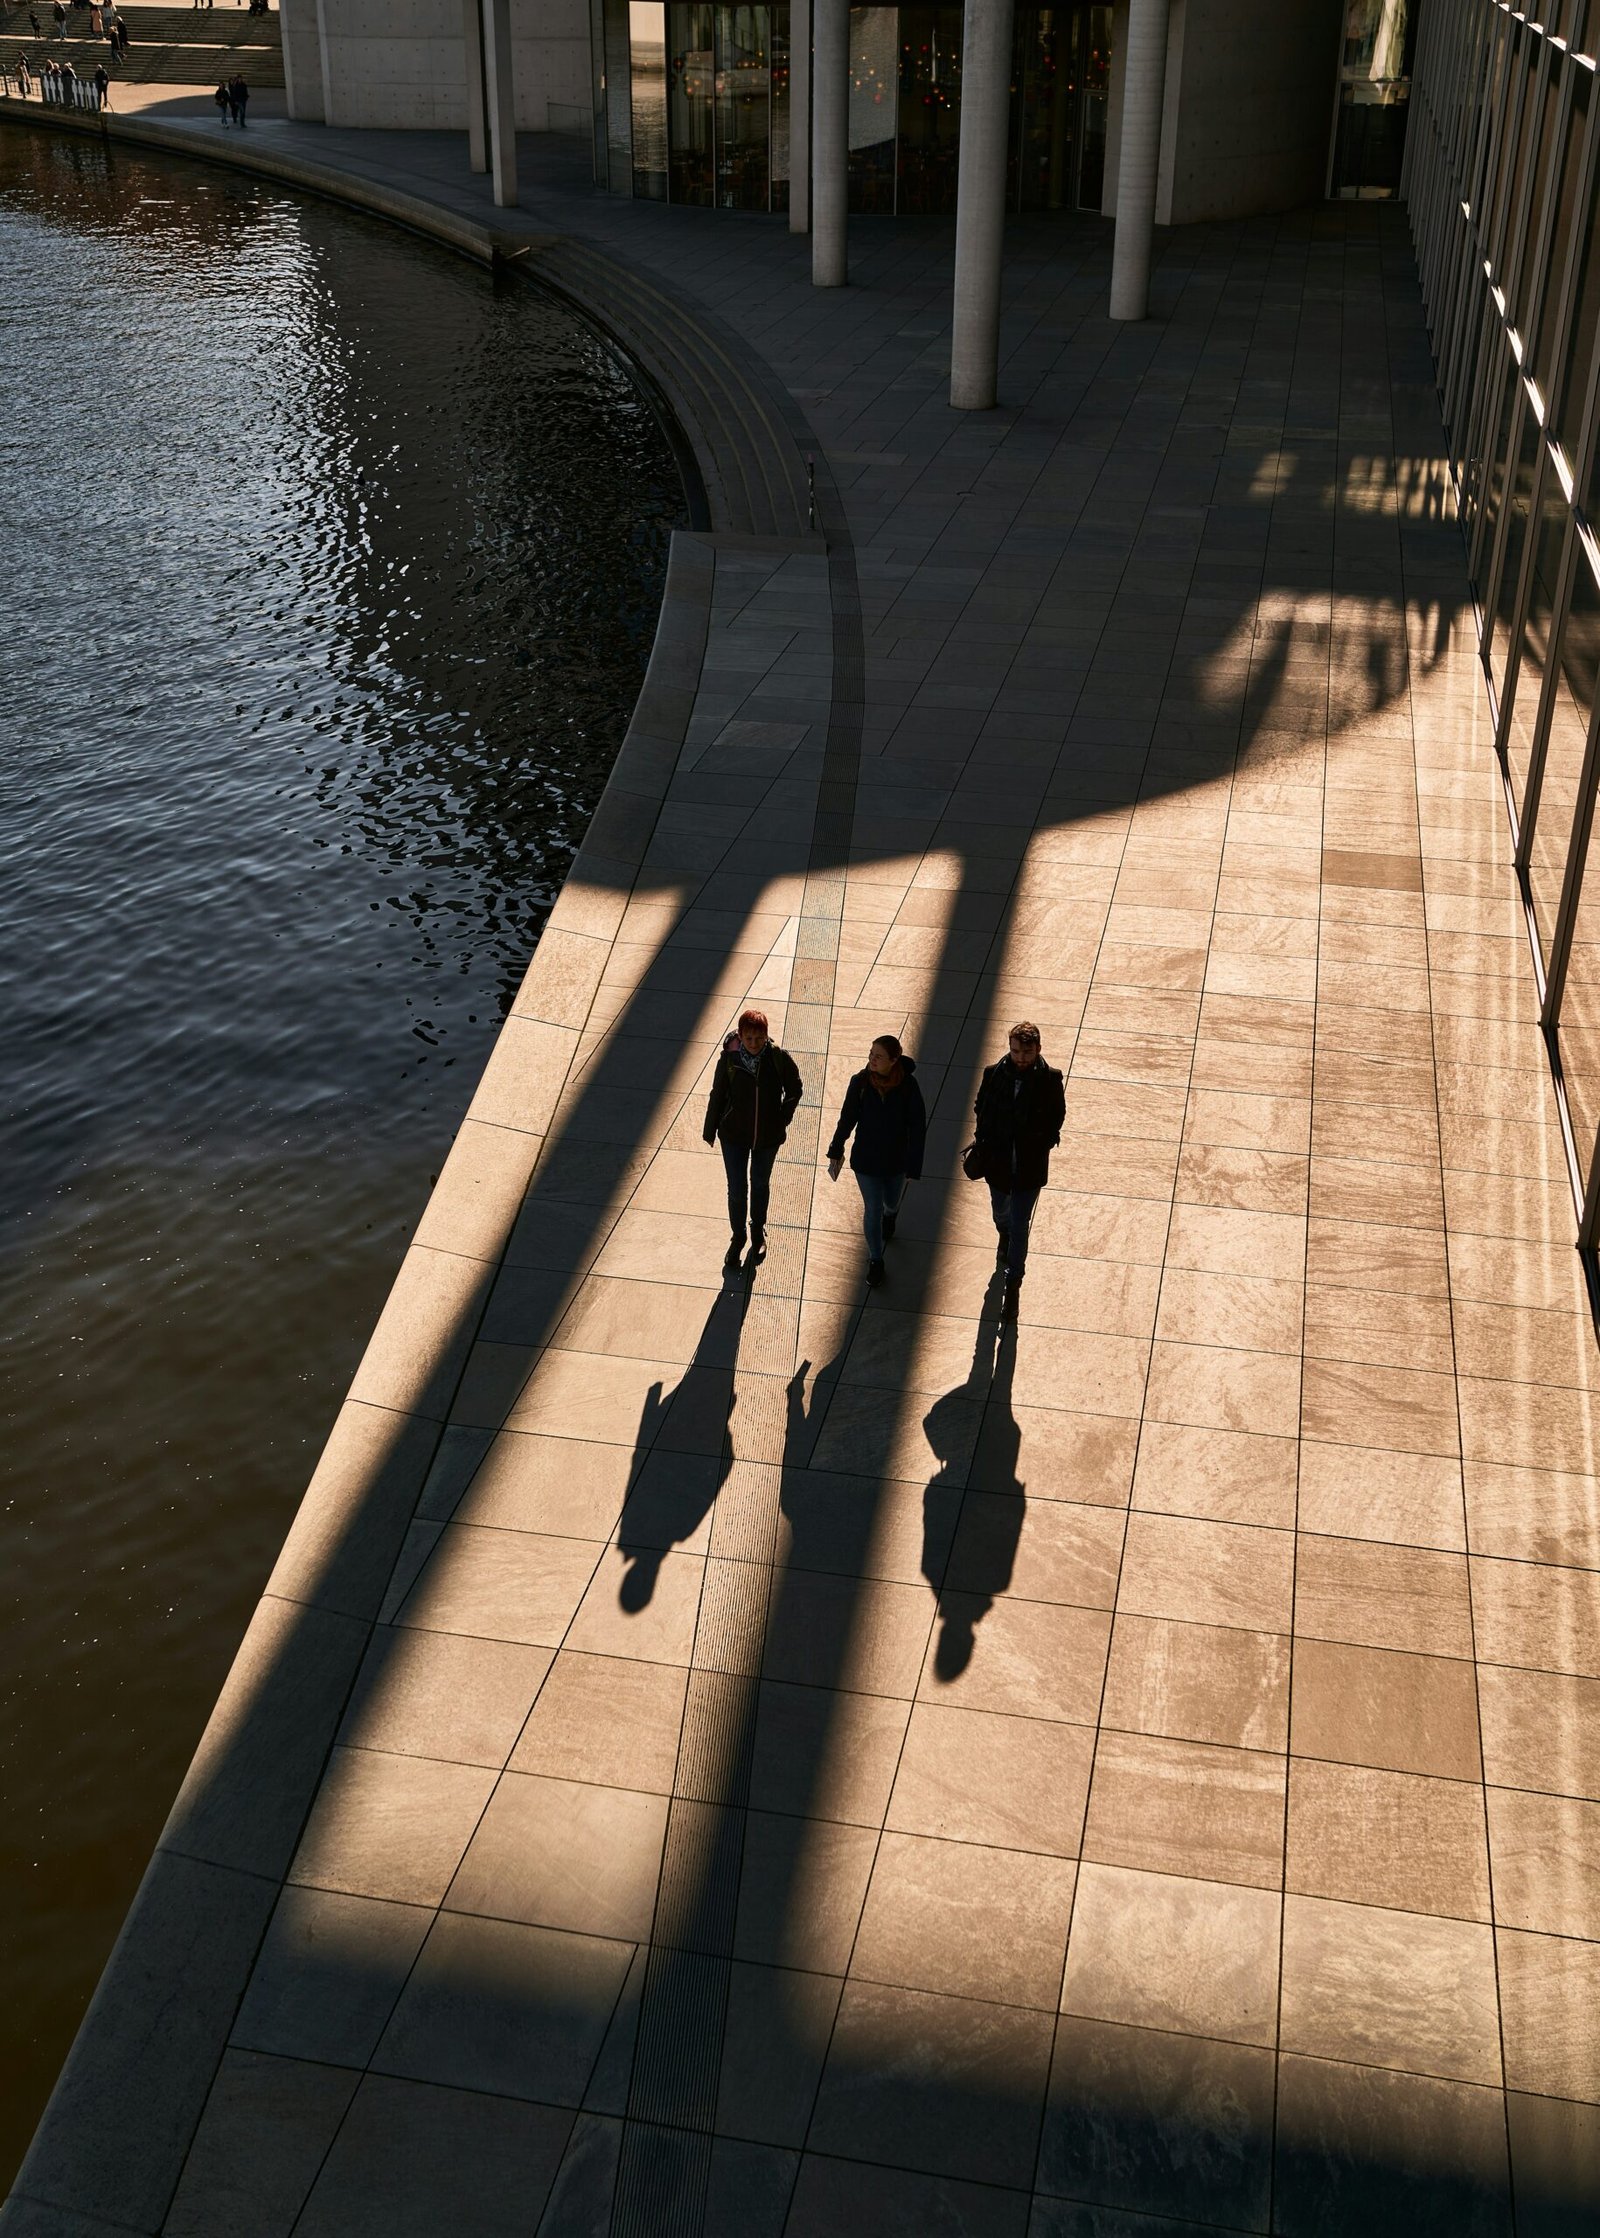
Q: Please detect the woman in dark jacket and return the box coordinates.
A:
[703,1007,803,1269]
[972,1020,1065,1317]
[827,1034,926,1286]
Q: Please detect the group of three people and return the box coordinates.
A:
[703,1008,1066,1321]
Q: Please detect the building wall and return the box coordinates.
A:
[1103,0,1343,225]
[282,0,587,131]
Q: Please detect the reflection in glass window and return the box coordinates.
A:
[633,0,669,199]
[669,3,714,204]
[1330,0,1414,198]
[849,5,899,213]
[715,5,774,210]
[1530,538,1600,966]
[1489,403,1542,692]
[1556,704,1600,1172]
[1532,74,1590,403]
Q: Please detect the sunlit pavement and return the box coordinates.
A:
[5,103,1598,2238]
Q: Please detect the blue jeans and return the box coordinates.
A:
[855,1170,906,1261]
[721,1137,779,1241]
[988,1181,1040,1282]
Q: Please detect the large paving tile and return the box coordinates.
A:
[784,2152,1029,2237]
[340,1625,551,1767]
[1131,1420,1298,1529]
[1289,1635,1481,1777]
[1279,1895,1501,2085]
[294,2073,572,2236]
[372,1911,632,2104]
[1477,1664,1600,1798]
[1286,1759,1490,1920]
[289,1748,497,1907]
[807,1977,1055,2189]
[163,2050,358,2238]
[1101,1613,1290,1752]
[886,1700,1094,1855]
[1485,1786,1600,1938]
[1061,1862,1280,2047]
[920,1593,1111,1719]
[1496,1927,1600,2100]
[445,1771,669,1940]
[508,1650,688,1794]
[1116,1512,1293,1633]
[1038,2014,1274,2230]
[749,1679,910,1825]
[1294,1536,1474,1657]
[714,1963,843,2148]
[1273,2052,1511,2238]
[1082,1731,1285,1889]
[734,1810,877,1974]
[853,1832,1077,2008]
[231,1886,432,2069]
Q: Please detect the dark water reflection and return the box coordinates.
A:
[0,129,683,2176]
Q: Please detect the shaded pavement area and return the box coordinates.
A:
[5,105,1600,2238]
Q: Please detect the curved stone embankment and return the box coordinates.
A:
[1,92,849,2237]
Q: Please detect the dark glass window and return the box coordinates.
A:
[669,3,714,205]
[634,0,669,199]
[849,6,899,213]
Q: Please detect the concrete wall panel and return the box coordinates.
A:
[1164,0,1343,223]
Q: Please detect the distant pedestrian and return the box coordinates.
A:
[93,59,107,102]
[969,1022,1065,1321]
[60,57,76,100]
[115,14,128,55]
[828,1034,926,1289]
[88,1,100,30]
[229,72,248,122]
[52,3,66,39]
[29,8,42,36]
[213,76,230,121]
[703,1008,802,1271]
[16,53,33,93]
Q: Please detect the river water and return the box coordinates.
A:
[0,126,683,2180]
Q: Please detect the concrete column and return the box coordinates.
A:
[789,0,811,234]
[463,0,487,174]
[483,0,517,209]
[812,0,848,286]
[1109,0,1170,320]
[949,0,1015,411]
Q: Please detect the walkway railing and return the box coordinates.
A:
[1,66,108,104]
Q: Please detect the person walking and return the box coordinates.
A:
[970,1021,1065,1321]
[92,57,108,103]
[88,3,101,34]
[827,1033,926,1289]
[29,9,42,37]
[213,76,230,121]
[703,1008,802,1271]
[16,54,33,94]
[229,72,248,123]
[52,3,66,41]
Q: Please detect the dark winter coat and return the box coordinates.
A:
[703,1037,803,1151]
[972,1054,1066,1192]
[827,1058,926,1180]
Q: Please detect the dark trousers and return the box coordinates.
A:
[988,1180,1040,1283]
[721,1137,778,1241]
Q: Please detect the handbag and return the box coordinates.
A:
[961,1139,986,1183]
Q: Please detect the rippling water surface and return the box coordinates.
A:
[0,127,682,2177]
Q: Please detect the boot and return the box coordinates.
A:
[723,1235,745,1272]
[995,1230,1010,1267]
[866,1257,886,1287]
[751,1225,767,1261]
[1001,1274,1021,1323]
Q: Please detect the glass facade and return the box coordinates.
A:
[1407,0,1600,1238]
[1330,0,1415,199]
[595,3,1112,215]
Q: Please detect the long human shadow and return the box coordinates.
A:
[8,201,1510,2237]
[923,1277,1020,1683]
[617,1279,755,1614]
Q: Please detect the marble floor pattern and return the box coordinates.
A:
[24,118,1600,2237]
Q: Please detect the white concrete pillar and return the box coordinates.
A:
[789,0,811,235]
[812,0,848,286]
[463,0,487,174]
[1109,0,1170,320]
[949,0,1015,410]
[483,0,516,209]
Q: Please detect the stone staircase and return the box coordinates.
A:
[0,0,283,87]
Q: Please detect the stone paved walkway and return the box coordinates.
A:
[7,108,1600,2238]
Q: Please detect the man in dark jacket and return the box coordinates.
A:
[972,1021,1065,1319]
[827,1033,926,1287]
[703,1007,803,1270]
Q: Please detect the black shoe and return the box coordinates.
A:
[866,1258,886,1287]
[723,1237,744,1272]
[751,1226,767,1260]
[995,1232,1010,1267]
[1001,1277,1020,1323]
[882,1210,897,1243]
